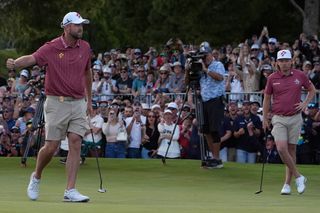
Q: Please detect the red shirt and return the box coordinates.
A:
[32,35,91,98]
[265,69,311,116]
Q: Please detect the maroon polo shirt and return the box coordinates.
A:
[265,69,311,116]
[32,35,91,99]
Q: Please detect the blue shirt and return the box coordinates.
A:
[200,60,225,102]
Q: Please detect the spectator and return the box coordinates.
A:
[265,135,282,164]
[259,64,273,92]
[154,65,171,93]
[3,107,15,131]
[302,103,320,164]
[15,107,35,135]
[168,62,185,93]
[157,109,180,158]
[97,67,117,101]
[115,66,132,95]
[234,101,262,163]
[225,60,244,101]
[102,109,126,158]
[81,102,104,161]
[219,112,233,162]
[222,101,239,162]
[179,118,192,159]
[125,101,146,158]
[132,66,147,98]
[11,69,29,95]
[92,69,102,98]
[10,126,23,156]
[141,110,160,159]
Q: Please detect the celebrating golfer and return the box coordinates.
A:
[262,49,316,195]
[6,12,92,202]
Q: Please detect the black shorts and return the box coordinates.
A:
[202,96,224,134]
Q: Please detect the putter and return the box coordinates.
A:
[90,128,107,193]
[255,161,265,194]
[255,135,268,194]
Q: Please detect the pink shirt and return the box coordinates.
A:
[265,69,311,116]
[32,35,91,99]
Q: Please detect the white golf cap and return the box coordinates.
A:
[277,50,292,60]
[20,69,29,78]
[151,104,161,110]
[164,109,172,114]
[61,12,90,28]
[102,66,112,74]
[167,102,178,110]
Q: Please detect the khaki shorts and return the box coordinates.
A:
[271,113,302,145]
[44,96,89,141]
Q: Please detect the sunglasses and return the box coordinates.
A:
[109,112,115,115]
[160,72,167,75]
[148,115,155,118]
[11,131,20,134]
[182,108,190,112]
[268,42,275,45]
[167,107,176,110]
[308,103,317,108]
[138,70,145,73]
[120,70,127,73]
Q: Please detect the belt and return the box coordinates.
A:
[47,95,82,102]
[276,113,300,117]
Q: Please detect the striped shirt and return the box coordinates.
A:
[32,35,91,99]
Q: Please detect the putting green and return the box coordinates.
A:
[0,158,319,213]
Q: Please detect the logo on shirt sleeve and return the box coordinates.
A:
[294,79,300,85]
[59,53,64,59]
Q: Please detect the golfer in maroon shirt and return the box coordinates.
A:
[7,12,92,202]
[263,49,316,195]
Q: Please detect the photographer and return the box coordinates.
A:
[187,44,226,168]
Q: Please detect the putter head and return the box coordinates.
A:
[98,188,107,193]
[255,190,262,194]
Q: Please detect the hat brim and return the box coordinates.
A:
[61,19,90,28]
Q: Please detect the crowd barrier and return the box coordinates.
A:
[92,91,320,107]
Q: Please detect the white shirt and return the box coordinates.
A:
[83,114,104,143]
[125,115,146,148]
[157,123,180,158]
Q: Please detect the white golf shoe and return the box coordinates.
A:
[295,175,307,194]
[63,189,90,202]
[280,184,291,195]
[27,172,40,200]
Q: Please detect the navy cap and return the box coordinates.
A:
[25,107,35,114]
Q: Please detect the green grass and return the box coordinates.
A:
[0,158,319,213]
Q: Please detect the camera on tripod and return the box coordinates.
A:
[186,52,205,83]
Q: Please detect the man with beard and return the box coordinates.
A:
[6,12,92,202]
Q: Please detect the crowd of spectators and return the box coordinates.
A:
[1,27,320,164]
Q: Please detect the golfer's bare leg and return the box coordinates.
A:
[276,140,300,179]
[66,132,82,190]
[285,144,298,184]
[34,141,60,179]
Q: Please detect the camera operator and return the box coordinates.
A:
[186,44,226,168]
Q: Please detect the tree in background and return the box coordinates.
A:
[0,0,318,54]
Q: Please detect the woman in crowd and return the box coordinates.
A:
[154,65,171,93]
[102,109,126,158]
[141,111,160,159]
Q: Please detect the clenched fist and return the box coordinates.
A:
[6,58,15,70]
